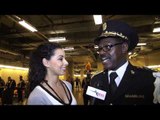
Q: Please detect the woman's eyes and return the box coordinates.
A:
[58,58,63,61]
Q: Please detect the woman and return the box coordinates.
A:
[27,42,77,105]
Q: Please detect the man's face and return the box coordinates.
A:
[97,37,128,70]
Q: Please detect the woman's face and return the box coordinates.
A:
[45,48,68,76]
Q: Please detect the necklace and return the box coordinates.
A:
[43,80,71,104]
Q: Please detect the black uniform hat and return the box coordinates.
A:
[94,20,139,51]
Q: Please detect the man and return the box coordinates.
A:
[0,76,5,97]
[17,76,26,104]
[3,77,16,104]
[89,20,159,105]
[82,73,91,105]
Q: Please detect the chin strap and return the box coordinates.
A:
[153,72,160,104]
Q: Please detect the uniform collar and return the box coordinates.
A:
[108,61,128,80]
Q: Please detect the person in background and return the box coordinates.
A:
[0,76,5,98]
[2,76,16,105]
[66,76,74,91]
[24,80,30,99]
[75,77,81,91]
[70,77,74,91]
[82,73,91,105]
[17,75,26,104]
[27,42,77,105]
[89,20,159,105]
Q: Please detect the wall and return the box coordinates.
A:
[130,50,160,67]
[96,50,160,72]
[0,68,28,84]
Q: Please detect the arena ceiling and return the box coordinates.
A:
[0,15,160,71]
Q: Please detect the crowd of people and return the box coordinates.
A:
[0,75,28,105]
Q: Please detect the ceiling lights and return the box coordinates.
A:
[137,43,147,46]
[63,47,74,51]
[153,27,160,33]
[93,15,102,25]
[0,64,28,70]
[19,20,38,32]
[48,37,66,42]
[153,16,160,33]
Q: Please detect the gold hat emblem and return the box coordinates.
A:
[102,22,107,31]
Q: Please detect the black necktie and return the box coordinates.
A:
[109,72,118,96]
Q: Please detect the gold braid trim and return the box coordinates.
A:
[100,31,128,40]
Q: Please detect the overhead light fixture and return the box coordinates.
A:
[152,17,160,33]
[94,45,98,49]
[48,37,66,42]
[63,47,74,51]
[93,15,102,25]
[137,43,147,46]
[153,27,160,33]
[0,64,28,70]
[19,20,38,32]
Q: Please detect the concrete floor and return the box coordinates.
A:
[73,87,84,105]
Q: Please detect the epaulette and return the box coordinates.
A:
[91,70,103,79]
[134,66,155,72]
[143,66,156,72]
[152,72,160,104]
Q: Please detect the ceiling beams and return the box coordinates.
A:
[0,15,160,69]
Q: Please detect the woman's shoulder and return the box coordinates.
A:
[27,86,46,105]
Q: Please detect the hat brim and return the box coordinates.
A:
[94,36,107,45]
[94,32,129,45]
[94,35,139,52]
[94,34,128,45]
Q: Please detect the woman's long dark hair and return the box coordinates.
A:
[28,42,62,93]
